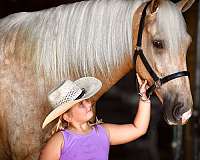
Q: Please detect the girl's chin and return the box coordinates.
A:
[87,112,94,120]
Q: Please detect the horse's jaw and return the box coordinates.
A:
[154,90,164,104]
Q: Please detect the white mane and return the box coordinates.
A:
[0,0,144,82]
[0,0,187,83]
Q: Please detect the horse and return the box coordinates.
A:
[0,0,195,159]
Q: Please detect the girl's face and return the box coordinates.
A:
[66,99,93,123]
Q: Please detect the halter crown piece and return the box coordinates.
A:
[133,2,190,98]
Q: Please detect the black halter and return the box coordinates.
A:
[134,2,190,98]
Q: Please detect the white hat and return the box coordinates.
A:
[42,77,102,129]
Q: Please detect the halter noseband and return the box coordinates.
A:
[134,2,190,98]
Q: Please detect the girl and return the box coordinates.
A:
[39,74,151,160]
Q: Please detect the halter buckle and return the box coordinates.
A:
[154,79,161,89]
[135,46,142,51]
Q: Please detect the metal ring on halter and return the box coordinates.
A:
[135,46,142,51]
[154,79,161,89]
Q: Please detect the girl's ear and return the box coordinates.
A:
[63,112,71,122]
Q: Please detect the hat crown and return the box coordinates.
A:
[48,80,83,108]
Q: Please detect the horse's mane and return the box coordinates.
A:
[0,0,144,82]
[0,0,187,83]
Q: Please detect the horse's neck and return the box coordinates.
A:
[92,55,133,102]
[96,2,144,97]
[95,2,146,100]
[46,1,145,101]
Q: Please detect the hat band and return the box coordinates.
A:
[55,88,86,107]
[75,88,86,100]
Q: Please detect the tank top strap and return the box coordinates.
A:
[60,130,70,155]
[95,124,106,132]
[94,125,110,142]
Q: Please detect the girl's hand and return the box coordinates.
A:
[136,73,150,102]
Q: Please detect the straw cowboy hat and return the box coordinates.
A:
[42,77,102,129]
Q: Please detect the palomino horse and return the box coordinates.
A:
[0,0,194,159]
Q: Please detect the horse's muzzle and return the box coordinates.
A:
[163,94,193,125]
[172,104,192,124]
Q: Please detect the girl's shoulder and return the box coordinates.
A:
[49,131,64,148]
[51,131,64,139]
[100,123,110,130]
[39,132,64,160]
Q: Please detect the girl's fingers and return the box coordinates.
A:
[136,73,143,86]
[136,73,149,92]
[140,80,148,93]
[144,80,147,87]
[140,80,146,90]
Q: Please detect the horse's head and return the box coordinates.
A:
[134,0,195,125]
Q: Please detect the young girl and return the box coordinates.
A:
[39,74,151,160]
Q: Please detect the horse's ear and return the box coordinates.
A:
[176,0,195,12]
[150,0,160,14]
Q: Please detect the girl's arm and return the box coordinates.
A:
[39,132,64,160]
[102,74,151,145]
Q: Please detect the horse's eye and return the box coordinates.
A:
[152,40,164,49]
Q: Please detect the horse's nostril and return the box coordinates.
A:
[173,104,184,121]
[172,104,192,123]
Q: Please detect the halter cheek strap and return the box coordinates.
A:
[133,2,190,98]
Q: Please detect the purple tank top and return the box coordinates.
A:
[60,125,110,160]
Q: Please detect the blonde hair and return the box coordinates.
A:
[51,116,68,135]
[50,115,103,136]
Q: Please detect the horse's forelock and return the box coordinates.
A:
[157,1,188,57]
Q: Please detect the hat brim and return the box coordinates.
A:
[42,77,102,129]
